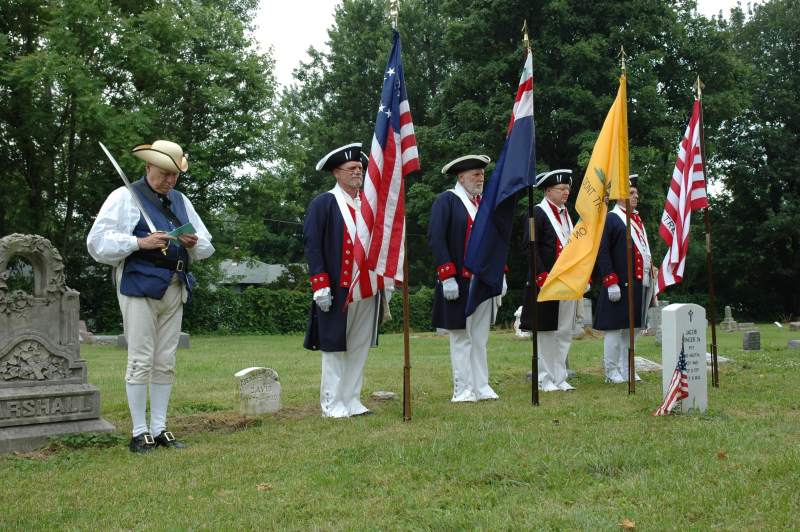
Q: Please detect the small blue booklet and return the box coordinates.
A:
[167,222,196,246]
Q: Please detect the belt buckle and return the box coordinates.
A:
[176,260,184,272]
[143,434,155,445]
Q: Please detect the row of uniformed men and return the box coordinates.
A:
[86,138,654,454]
[304,143,655,418]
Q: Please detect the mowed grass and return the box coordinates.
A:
[2,324,799,530]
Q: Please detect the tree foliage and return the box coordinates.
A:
[1,0,797,324]
[0,0,277,321]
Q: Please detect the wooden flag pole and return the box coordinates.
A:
[522,21,540,406]
[402,236,412,420]
[389,0,412,420]
[528,189,540,407]
[696,76,720,388]
[619,47,636,395]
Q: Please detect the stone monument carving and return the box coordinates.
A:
[235,367,281,415]
[0,234,113,453]
[661,303,707,413]
[720,305,738,332]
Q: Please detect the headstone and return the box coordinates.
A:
[371,391,396,400]
[787,340,800,349]
[661,303,707,413]
[573,298,593,338]
[178,332,190,349]
[117,332,190,349]
[706,353,730,365]
[0,234,114,453]
[513,306,531,338]
[655,300,669,346]
[234,367,281,415]
[78,320,94,344]
[634,356,662,372]
[738,322,756,331]
[721,305,737,332]
[789,322,800,332]
[582,298,593,329]
[742,330,760,350]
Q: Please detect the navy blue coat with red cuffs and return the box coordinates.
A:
[593,211,646,330]
[428,191,474,330]
[303,192,354,352]
[519,204,563,332]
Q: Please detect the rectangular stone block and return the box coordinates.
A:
[662,303,707,413]
[742,331,760,350]
[0,383,101,428]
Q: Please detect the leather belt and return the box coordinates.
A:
[138,255,187,273]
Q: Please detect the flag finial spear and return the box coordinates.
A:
[522,19,531,52]
[389,0,399,30]
[618,45,627,73]
[694,75,705,100]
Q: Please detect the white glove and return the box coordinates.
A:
[501,275,508,297]
[442,277,459,301]
[313,287,332,312]
[608,284,621,302]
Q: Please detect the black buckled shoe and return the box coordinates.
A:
[154,431,186,449]
[129,432,156,453]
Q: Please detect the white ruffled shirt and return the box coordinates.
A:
[86,185,214,267]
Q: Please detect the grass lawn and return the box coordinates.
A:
[2,324,799,530]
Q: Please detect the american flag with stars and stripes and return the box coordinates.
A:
[348,29,420,303]
[653,337,689,416]
[656,99,709,294]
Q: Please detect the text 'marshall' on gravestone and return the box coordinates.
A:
[235,367,281,415]
[662,303,708,414]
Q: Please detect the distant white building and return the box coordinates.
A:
[218,259,292,293]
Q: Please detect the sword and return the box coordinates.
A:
[99,142,168,254]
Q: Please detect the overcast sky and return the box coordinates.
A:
[252,0,750,87]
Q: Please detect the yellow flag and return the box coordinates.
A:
[538,74,629,301]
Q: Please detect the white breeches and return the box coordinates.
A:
[603,329,640,380]
[537,299,576,387]
[320,296,377,417]
[118,272,186,385]
[446,299,498,402]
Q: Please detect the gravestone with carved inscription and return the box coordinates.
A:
[235,367,281,415]
[661,303,708,413]
[0,234,113,453]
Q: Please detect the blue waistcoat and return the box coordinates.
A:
[119,178,193,301]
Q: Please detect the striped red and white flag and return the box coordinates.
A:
[348,30,419,303]
[656,99,709,294]
[653,339,689,416]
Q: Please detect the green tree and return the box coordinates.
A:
[0,0,277,329]
[709,0,800,318]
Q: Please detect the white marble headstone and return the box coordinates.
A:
[234,367,281,415]
[661,303,707,413]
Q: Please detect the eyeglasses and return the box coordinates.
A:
[337,166,363,176]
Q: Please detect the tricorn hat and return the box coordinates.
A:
[316,142,363,172]
[535,169,573,189]
[132,140,189,173]
[441,154,491,176]
[629,174,639,188]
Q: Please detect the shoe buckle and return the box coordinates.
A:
[176,260,184,272]
[163,431,176,442]
[143,434,155,445]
